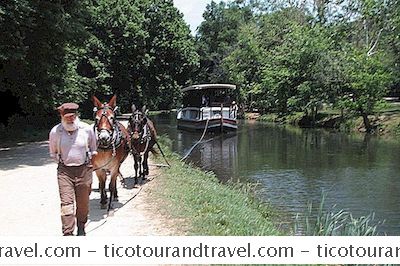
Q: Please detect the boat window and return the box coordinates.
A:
[188,110,198,119]
[183,93,202,107]
[182,89,236,108]
[212,110,221,118]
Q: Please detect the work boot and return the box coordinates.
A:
[77,227,86,236]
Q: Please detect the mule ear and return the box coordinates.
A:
[108,95,117,108]
[131,104,136,113]
[92,95,102,108]
[142,105,148,115]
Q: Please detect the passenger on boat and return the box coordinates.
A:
[202,95,209,107]
[230,101,238,117]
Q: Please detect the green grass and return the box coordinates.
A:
[152,136,281,236]
[375,102,400,114]
[285,112,306,125]
[254,107,400,137]
[294,195,381,236]
[255,113,280,122]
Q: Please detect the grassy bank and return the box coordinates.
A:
[150,136,384,238]
[256,104,400,138]
[151,136,281,236]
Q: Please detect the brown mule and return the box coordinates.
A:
[92,95,130,211]
[128,104,157,184]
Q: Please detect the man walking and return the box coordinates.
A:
[49,103,97,236]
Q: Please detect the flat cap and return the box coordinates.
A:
[57,102,79,116]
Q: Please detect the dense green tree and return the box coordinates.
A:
[85,0,148,110]
[0,0,88,117]
[197,0,398,130]
[289,26,338,121]
[1,0,399,133]
[196,1,253,83]
[260,21,309,114]
[386,0,400,93]
[0,0,199,126]
[222,22,263,109]
[339,48,392,132]
[236,7,315,113]
[85,0,198,110]
[137,0,199,109]
[330,0,394,131]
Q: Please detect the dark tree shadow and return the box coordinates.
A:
[0,141,54,171]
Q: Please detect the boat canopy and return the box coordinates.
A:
[181,84,236,93]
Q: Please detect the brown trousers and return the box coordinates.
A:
[57,164,93,236]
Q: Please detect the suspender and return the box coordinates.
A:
[56,124,90,165]
[56,125,64,164]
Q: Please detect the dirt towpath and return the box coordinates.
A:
[0,138,177,237]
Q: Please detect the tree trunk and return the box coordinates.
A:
[313,106,318,126]
[360,109,372,133]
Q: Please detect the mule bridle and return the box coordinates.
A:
[129,111,151,156]
[94,106,114,130]
[93,105,123,155]
[130,112,144,138]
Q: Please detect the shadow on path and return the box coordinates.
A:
[0,141,54,171]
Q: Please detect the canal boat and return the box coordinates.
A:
[177,84,238,132]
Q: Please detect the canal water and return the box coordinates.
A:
[152,112,400,235]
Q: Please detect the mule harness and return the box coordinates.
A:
[130,122,151,157]
[129,114,171,167]
[95,123,125,156]
[92,106,127,171]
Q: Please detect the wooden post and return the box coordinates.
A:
[220,103,223,133]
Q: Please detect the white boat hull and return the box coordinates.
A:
[177,117,237,131]
[177,106,238,131]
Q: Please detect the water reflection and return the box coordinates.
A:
[152,113,400,235]
[191,133,239,182]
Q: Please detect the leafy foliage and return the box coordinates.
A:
[0,0,199,125]
[78,0,199,111]
[0,0,88,116]
[1,0,399,132]
[196,1,253,83]
[196,0,398,131]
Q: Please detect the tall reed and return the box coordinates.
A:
[294,194,381,236]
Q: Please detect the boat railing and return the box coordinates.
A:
[178,105,237,121]
[200,106,237,120]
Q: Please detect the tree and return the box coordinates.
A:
[257,8,313,114]
[85,0,147,110]
[85,0,198,111]
[137,0,199,109]
[386,0,400,93]
[222,22,263,109]
[329,0,394,131]
[340,48,392,132]
[196,1,253,83]
[291,26,338,122]
[0,0,90,120]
